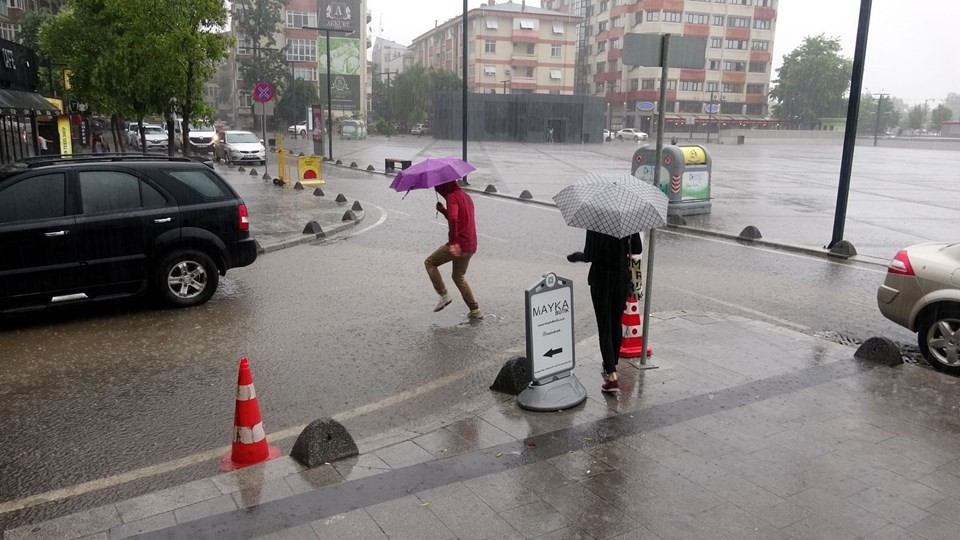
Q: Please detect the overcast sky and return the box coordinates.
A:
[366,0,960,104]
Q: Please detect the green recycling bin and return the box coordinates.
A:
[630,144,712,216]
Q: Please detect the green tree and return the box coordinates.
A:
[930,104,953,133]
[906,105,925,132]
[234,0,288,93]
[857,93,899,135]
[276,77,318,126]
[388,66,461,131]
[943,92,960,121]
[770,35,852,129]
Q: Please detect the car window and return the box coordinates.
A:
[0,173,66,224]
[163,169,228,199]
[225,132,259,144]
[141,181,169,208]
[144,127,165,135]
[80,171,144,214]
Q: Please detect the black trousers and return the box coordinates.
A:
[590,276,629,375]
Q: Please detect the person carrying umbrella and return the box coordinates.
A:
[388,157,483,320]
[567,232,641,393]
[428,181,482,319]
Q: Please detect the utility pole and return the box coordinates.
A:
[872,93,887,146]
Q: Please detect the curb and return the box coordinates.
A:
[318,161,890,268]
[256,211,364,254]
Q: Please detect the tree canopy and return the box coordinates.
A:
[379,66,461,129]
[930,104,953,132]
[856,93,900,135]
[770,35,852,129]
[235,0,288,93]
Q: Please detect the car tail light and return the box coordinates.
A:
[238,203,249,231]
[888,250,914,276]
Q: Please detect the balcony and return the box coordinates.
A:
[512,29,539,44]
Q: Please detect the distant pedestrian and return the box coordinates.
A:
[426,181,482,319]
[546,127,555,143]
[567,231,642,392]
[36,134,48,155]
[92,132,109,153]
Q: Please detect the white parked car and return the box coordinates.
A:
[187,124,217,154]
[603,129,611,142]
[616,128,648,141]
[136,125,169,151]
[287,121,307,136]
[214,130,266,166]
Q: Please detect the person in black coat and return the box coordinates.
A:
[568,230,642,393]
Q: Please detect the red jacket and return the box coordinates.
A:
[437,183,477,253]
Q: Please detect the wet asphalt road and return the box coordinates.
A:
[0,165,917,530]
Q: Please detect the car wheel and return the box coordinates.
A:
[155,250,219,308]
[917,304,960,375]
[617,135,623,140]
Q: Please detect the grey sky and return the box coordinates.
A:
[366,0,960,104]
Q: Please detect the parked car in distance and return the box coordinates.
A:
[287,121,307,136]
[187,124,217,154]
[0,155,257,312]
[616,128,648,141]
[603,129,611,142]
[135,125,169,151]
[877,242,960,374]
[410,124,430,136]
[213,131,266,166]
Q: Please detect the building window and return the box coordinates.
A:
[485,40,496,53]
[746,103,765,115]
[596,61,606,73]
[286,11,317,28]
[722,83,744,93]
[613,16,623,28]
[753,19,772,30]
[727,16,751,28]
[486,17,498,29]
[723,61,746,72]
[484,65,496,77]
[236,35,253,55]
[680,101,702,113]
[598,20,608,32]
[679,81,703,91]
[293,67,318,81]
[551,44,562,57]
[7,0,24,9]
[731,0,752,5]
[646,11,660,22]
[596,83,604,93]
[709,37,722,48]
[518,19,535,30]
[748,61,767,73]
[0,23,19,41]
[238,91,252,107]
[641,79,655,89]
[600,0,608,11]
[708,59,720,70]
[686,13,709,25]
[725,39,748,50]
[553,21,564,34]
[664,11,682,23]
[611,38,620,49]
[666,80,677,90]
[751,40,770,51]
[712,15,724,25]
[550,69,562,80]
[525,67,535,77]
[634,12,643,25]
[286,39,317,62]
[757,0,772,6]
[609,59,618,71]
[746,84,765,94]
[597,41,607,52]
[707,81,719,92]
[630,78,639,91]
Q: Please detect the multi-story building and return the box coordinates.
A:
[372,37,412,76]
[543,0,777,132]
[409,0,581,95]
[230,0,371,129]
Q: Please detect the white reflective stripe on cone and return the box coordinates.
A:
[236,384,257,401]
[622,325,642,337]
[234,422,266,444]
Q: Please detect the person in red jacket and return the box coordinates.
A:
[426,181,482,319]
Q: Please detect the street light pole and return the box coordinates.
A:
[706,91,715,142]
[873,93,887,147]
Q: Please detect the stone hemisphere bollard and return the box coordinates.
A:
[829,240,858,258]
[855,337,903,367]
[484,184,498,194]
[335,193,348,203]
[335,159,343,165]
[489,357,531,395]
[352,201,363,212]
[249,168,258,176]
[342,210,357,222]
[302,221,324,237]
[294,182,304,190]
[290,418,358,467]
[519,190,533,200]
[350,162,358,168]
[313,188,325,197]
[366,165,375,171]
[738,225,762,241]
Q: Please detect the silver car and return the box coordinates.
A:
[877,242,960,374]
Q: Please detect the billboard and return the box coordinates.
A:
[318,0,362,33]
[318,36,362,110]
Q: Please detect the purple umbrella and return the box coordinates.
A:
[388,157,476,193]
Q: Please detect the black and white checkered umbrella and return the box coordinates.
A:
[552,173,669,238]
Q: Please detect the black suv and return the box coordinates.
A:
[0,155,258,312]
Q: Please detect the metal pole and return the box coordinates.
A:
[461,0,468,174]
[829,0,873,249]
[639,33,671,368]
[706,91,713,142]
[326,30,334,161]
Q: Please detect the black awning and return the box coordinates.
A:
[0,88,58,115]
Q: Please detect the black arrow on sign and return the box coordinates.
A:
[543,348,563,358]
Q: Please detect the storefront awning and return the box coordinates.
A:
[0,88,59,115]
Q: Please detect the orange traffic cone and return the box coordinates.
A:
[619,296,652,358]
[220,357,281,471]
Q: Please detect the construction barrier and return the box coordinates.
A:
[298,155,324,186]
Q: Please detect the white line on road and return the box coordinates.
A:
[347,203,388,237]
[0,346,519,516]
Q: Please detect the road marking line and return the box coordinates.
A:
[0,347,520,515]
[347,204,388,237]
[478,233,507,243]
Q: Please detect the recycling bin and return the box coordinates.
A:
[630,144,712,216]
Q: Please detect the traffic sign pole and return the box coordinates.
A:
[253,83,274,178]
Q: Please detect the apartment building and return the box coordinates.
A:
[409,0,580,95]
[372,38,412,76]
[230,0,371,128]
[543,0,777,132]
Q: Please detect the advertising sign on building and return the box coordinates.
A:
[318,37,362,110]
[318,0,361,32]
